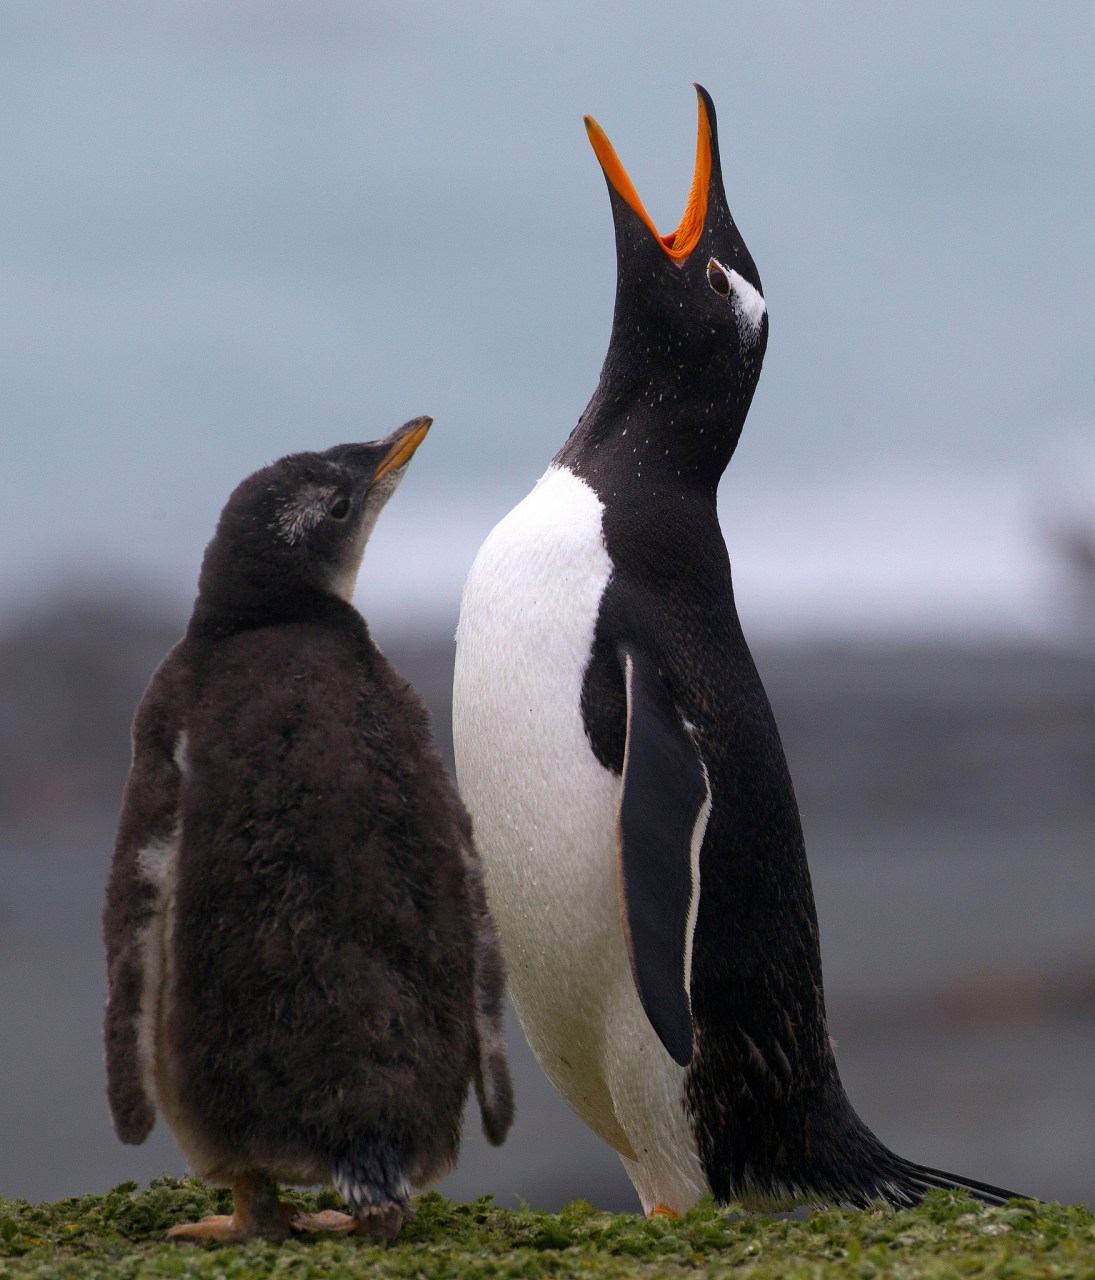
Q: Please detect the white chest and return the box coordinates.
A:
[453,467,705,1207]
[453,465,619,970]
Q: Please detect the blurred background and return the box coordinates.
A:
[1,0,1093,1212]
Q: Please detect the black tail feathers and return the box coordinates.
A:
[807,1092,1030,1210]
[887,1157,1028,1209]
[332,1134,412,1214]
[748,1097,1032,1211]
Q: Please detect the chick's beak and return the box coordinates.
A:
[372,416,432,483]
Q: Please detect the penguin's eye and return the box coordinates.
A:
[329,497,352,522]
[706,258,732,298]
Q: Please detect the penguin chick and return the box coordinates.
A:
[453,88,1026,1215]
[104,417,514,1242]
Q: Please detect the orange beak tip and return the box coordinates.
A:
[582,91,711,263]
[373,419,431,483]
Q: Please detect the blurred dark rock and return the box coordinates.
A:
[1050,514,1095,636]
[0,595,181,841]
[838,952,1095,1035]
[756,642,1095,831]
[3,592,1094,844]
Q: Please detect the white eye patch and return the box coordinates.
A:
[708,256,767,343]
[727,268,766,337]
[272,483,337,545]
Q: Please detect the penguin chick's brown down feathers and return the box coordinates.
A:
[103,419,513,1242]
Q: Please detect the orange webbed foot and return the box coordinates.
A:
[293,1203,408,1240]
[647,1202,680,1219]
[166,1172,297,1243]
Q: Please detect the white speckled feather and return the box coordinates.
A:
[133,826,178,1105]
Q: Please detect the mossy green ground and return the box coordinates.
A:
[0,1180,1091,1279]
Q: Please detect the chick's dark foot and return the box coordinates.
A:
[166,1172,298,1243]
[353,1202,408,1240]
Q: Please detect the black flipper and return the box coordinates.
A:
[616,641,711,1067]
[102,651,185,1145]
[457,837,515,1146]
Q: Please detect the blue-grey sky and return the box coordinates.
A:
[2,1,1093,635]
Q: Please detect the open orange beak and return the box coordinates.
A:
[584,87,713,262]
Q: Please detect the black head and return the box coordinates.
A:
[565,86,767,484]
[190,416,431,634]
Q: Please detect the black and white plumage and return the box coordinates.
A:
[453,88,1024,1215]
[104,417,513,1241]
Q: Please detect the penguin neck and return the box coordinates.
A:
[558,369,754,500]
[187,574,361,641]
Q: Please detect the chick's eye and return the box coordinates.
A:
[329,497,352,521]
[706,258,732,298]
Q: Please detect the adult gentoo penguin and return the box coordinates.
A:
[453,87,1023,1214]
[104,417,513,1242]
